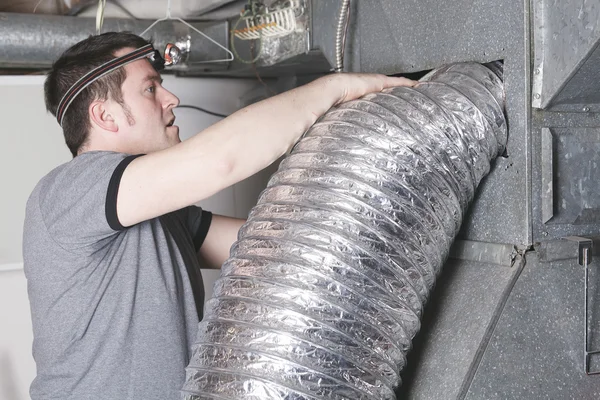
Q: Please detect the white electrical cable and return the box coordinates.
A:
[96,0,107,34]
[166,0,172,18]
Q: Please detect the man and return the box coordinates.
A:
[23,32,415,399]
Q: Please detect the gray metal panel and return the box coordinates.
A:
[464,252,600,399]
[536,237,600,262]
[397,258,521,399]
[178,50,331,78]
[356,0,510,75]
[532,113,600,241]
[179,0,336,78]
[532,0,600,109]
[311,0,344,70]
[458,55,531,246]
[541,127,554,223]
[328,0,532,246]
[547,45,600,112]
[545,128,600,224]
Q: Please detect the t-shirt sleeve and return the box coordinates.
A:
[185,206,213,252]
[38,152,142,252]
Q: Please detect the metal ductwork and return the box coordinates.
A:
[0,12,229,69]
[181,62,506,399]
[0,2,344,77]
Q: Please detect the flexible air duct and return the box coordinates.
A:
[182,62,507,399]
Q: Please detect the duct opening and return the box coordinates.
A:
[392,69,433,82]
[182,62,507,399]
[484,60,508,157]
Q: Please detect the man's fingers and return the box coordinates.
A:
[334,73,418,104]
[381,76,417,88]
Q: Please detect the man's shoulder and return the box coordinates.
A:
[35,151,128,193]
[26,157,72,208]
[52,151,129,176]
[26,151,132,221]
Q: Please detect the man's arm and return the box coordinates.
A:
[197,215,245,269]
[117,74,415,227]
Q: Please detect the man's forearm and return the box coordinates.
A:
[197,215,246,269]
[180,75,345,187]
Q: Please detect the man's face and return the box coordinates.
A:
[112,47,181,154]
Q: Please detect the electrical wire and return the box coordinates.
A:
[96,0,107,34]
[176,105,228,118]
[32,0,46,13]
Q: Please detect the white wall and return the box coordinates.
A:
[0,74,276,399]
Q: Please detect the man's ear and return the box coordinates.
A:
[89,100,118,132]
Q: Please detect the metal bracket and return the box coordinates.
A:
[563,236,600,375]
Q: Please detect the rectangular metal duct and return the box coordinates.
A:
[532,0,600,111]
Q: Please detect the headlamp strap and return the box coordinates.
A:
[56,44,156,126]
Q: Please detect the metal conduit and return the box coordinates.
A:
[182,62,507,399]
[334,0,351,73]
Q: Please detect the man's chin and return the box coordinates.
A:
[166,126,181,144]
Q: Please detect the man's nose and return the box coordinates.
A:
[162,88,180,109]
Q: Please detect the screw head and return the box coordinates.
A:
[535,68,540,74]
[583,106,590,112]
[534,93,541,99]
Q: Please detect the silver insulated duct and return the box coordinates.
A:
[182,62,507,399]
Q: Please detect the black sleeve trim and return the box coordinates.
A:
[193,211,213,251]
[105,154,144,231]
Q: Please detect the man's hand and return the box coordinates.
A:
[319,73,417,106]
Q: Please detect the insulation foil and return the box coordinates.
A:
[182,62,507,399]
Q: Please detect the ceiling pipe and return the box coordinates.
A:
[0,12,229,69]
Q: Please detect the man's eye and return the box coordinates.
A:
[147,86,156,93]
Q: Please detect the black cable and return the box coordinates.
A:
[176,105,228,118]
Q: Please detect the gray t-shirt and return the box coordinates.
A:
[23,151,212,400]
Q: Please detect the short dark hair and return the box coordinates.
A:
[44,32,150,157]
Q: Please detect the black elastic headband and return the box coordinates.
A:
[56,44,158,126]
